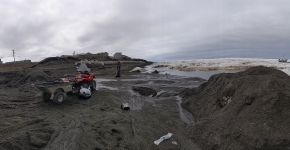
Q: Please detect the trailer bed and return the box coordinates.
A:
[35,81,73,94]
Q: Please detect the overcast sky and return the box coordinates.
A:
[0,0,290,62]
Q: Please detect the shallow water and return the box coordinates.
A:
[176,96,195,126]
[145,65,241,80]
[95,82,118,90]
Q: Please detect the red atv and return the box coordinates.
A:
[72,63,97,94]
[36,63,96,104]
[74,70,96,91]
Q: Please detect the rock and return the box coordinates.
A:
[152,65,168,68]
[132,86,157,97]
[152,70,159,74]
[130,67,145,73]
[29,134,48,148]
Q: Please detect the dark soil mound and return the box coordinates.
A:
[0,119,53,150]
[132,86,157,97]
[152,70,159,74]
[38,57,79,65]
[0,68,52,87]
[180,66,290,150]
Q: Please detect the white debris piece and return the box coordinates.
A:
[154,133,173,145]
[129,67,146,72]
[172,141,178,145]
[121,103,130,110]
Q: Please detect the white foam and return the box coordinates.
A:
[151,58,290,75]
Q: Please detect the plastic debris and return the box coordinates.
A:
[172,141,178,145]
[121,103,130,110]
[154,133,173,145]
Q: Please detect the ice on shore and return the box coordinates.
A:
[151,58,290,76]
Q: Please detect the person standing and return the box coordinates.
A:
[115,61,121,77]
[101,61,105,69]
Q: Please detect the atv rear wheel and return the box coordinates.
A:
[91,80,97,91]
[53,92,66,104]
[42,92,51,101]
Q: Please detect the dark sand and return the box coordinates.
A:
[2,58,288,150]
[0,59,203,150]
[181,66,290,149]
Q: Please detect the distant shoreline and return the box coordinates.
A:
[150,58,290,75]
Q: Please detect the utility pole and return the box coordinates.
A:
[12,50,15,63]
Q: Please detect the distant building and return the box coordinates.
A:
[98,52,109,57]
[113,52,131,60]
[75,52,111,60]
[61,55,75,58]
[21,60,31,63]
[113,52,123,59]
[0,58,2,64]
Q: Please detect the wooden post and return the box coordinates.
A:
[12,50,15,63]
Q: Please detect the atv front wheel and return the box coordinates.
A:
[53,92,66,104]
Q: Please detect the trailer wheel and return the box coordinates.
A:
[91,80,97,91]
[42,92,51,101]
[53,92,66,104]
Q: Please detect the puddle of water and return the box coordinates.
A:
[120,79,141,82]
[95,82,118,91]
[94,78,119,90]
[94,78,117,82]
[145,66,240,80]
[175,96,195,126]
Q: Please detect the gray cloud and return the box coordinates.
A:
[1,0,290,62]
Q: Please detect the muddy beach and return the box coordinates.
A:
[0,60,203,150]
[1,58,290,150]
